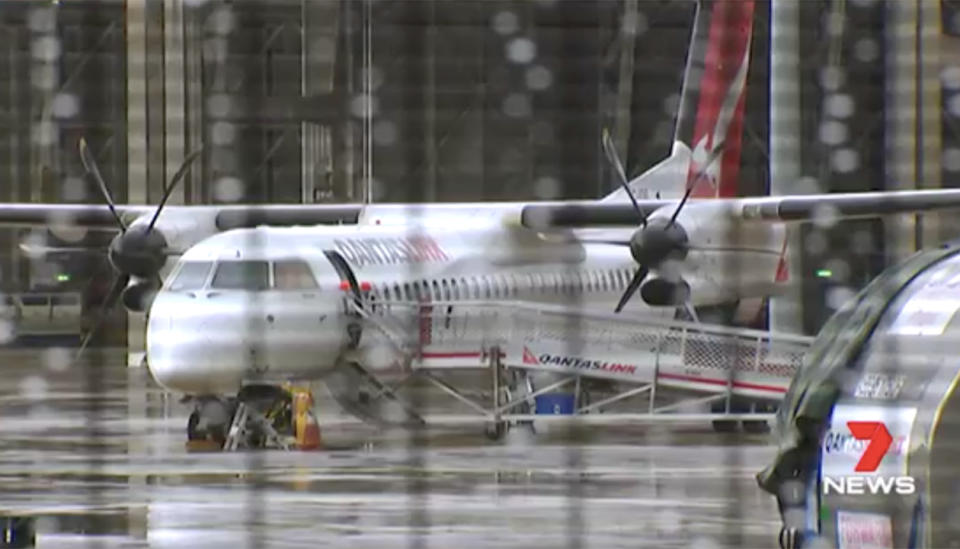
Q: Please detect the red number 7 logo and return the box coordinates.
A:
[847,421,893,472]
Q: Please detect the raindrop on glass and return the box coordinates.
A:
[945,148,960,172]
[525,65,553,91]
[505,37,537,64]
[819,66,846,91]
[819,120,848,146]
[373,120,397,146]
[31,36,61,62]
[211,122,236,146]
[214,176,245,202]
[824,93,854,119]
[492,11,519,35]
[51,93,79,119]
[502,93,532,118]
[534,176,561,199]
[831,148,859,173]
[622,9,648,36]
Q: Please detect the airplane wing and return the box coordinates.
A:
[0,203,362,230]
[519,189,960,228]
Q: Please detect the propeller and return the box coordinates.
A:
[75,138,202,358]
[597,129,727,314]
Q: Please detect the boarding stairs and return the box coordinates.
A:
[350,299,814,427]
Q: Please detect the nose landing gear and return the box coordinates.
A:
[184,385,322,451]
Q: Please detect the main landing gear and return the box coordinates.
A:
[185,385,321,451]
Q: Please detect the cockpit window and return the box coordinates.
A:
[169,262,213,291]
[273,260,318,290]
[211,261,269,291]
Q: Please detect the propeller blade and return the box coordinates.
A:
[602,128,646,227]
[78,137,126,232]
[76,272,129,361]
[614,265,648,314]
[668,140,727,226]
[147,145,204,231]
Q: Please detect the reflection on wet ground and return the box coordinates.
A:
[0,348,780,548]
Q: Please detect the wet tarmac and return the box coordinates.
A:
[0,347,782,548]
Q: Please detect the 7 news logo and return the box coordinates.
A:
[822,421,916,496]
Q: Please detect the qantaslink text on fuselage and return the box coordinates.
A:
[537,354,638,375]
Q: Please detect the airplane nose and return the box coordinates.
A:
[146,289,347,395]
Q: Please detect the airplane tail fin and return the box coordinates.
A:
[603,0,755,202]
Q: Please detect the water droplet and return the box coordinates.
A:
[662,93,681,117]
[206,94,233,118]
[795,176,823,194]
[945,148,960,172]
[805,231,828,255]
[813,203,840,229]
[944,66,960,91]
[51,93,79,119]
[824,258,852,283]
[214,176,244,202]
[505,37,536,64]
[534,176,561,199]
[824,93,854,118]
[31,36,61,62]
[61,176,87,202]
[31,121,57,146]
[373,120,397,146]
[525,65,553,91]
[823,12,845,36]
[211,122,236,146]
[819,120,848,146]
[19,376,48,401]
[853,37,879,63]
[502,93,531,118]
[207,7,235,36]
[203,37,228,62]
[360,66,384,91]
[622,10,648,36]
[28,8,56,33]
[819,66,846,91]
[491,11,518,35]
[30,64,57,91]
[831,148,859,173]
[350,94,379,118]
[44,347,71,372]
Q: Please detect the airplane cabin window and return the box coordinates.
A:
[211,261,270,291]
[273,260,319,290]
[169,261,213,291]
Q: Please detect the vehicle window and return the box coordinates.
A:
[273,260,318,290]
[51,294,80,306]
[20,295,48,306]
[211,261,269,291]
[169,261,213,291]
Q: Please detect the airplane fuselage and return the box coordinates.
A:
[146,216,785,395]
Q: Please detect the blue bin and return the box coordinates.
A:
[534,393,576,415]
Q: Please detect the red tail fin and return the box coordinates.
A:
[683,0,755,198]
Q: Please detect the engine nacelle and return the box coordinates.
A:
[122,278,160,312]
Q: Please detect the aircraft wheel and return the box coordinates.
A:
[187,411,202,440]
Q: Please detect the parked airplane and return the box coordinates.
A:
[6,0,960,444]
